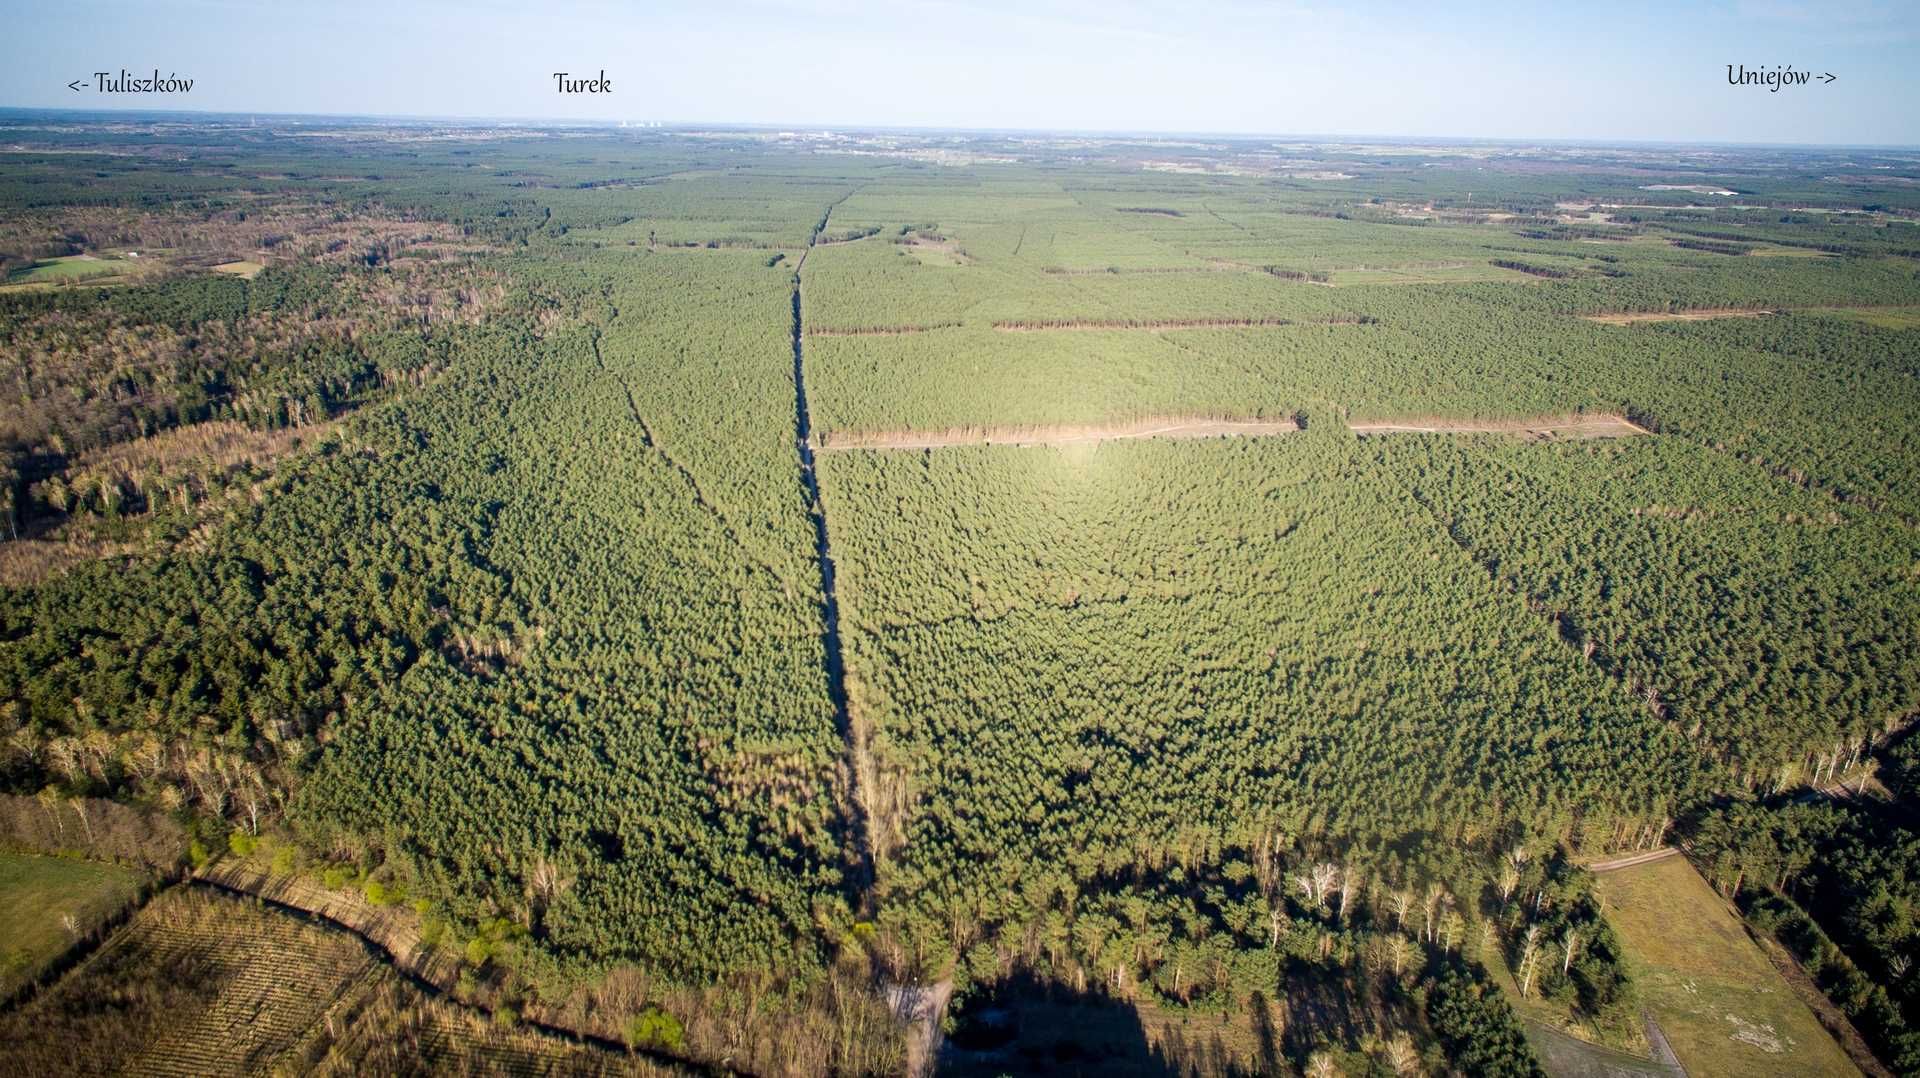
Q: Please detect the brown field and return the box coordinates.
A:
[302,972,677,1077]
[1586,305,1920,328]
[74,418,339,483]
[0,886,379,1075]
[818,413,1643,452]
[0,884,658,1077]
[202,856,904,1075]
[1042,264,1243,276]
[76,418,338,477]
[0,535,144,588]
[1746,244,1834,259]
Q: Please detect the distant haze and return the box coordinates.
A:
[4,0,1917,145]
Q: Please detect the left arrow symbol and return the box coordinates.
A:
[67,79,83,92]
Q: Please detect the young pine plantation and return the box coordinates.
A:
[0,121,1916,1076]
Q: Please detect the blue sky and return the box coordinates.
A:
[3,0,1915,144]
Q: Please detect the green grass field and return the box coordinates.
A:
[1594,856,1856,1077]
[4,255,132,285]
[0,852,145,997]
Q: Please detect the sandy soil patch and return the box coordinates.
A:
[1589,847,1680,873]
[1640,184,1737,196]
[1582,308,1778,325]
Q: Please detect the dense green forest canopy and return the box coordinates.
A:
[1,114,1916,1073]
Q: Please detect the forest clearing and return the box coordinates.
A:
[0,852,145,999]
[1593,855,1857,1077]
[1581,308,1779,324]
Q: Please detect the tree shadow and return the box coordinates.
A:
[1250,989,1281,1076]
[939,968,1176,1077]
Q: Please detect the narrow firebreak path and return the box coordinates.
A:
[1403,483,1672,721]
[590,323,793,590]
[791,188,875,913]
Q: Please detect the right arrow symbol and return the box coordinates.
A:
[1822,72,1837,83]
[67,79,83,92]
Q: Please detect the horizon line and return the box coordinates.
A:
[2,105,1917,153]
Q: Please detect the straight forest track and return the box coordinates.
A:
[791,187,876,912]
[1588,846,1679,873]
[890,978,954,1078]
[814,413,1641,452]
